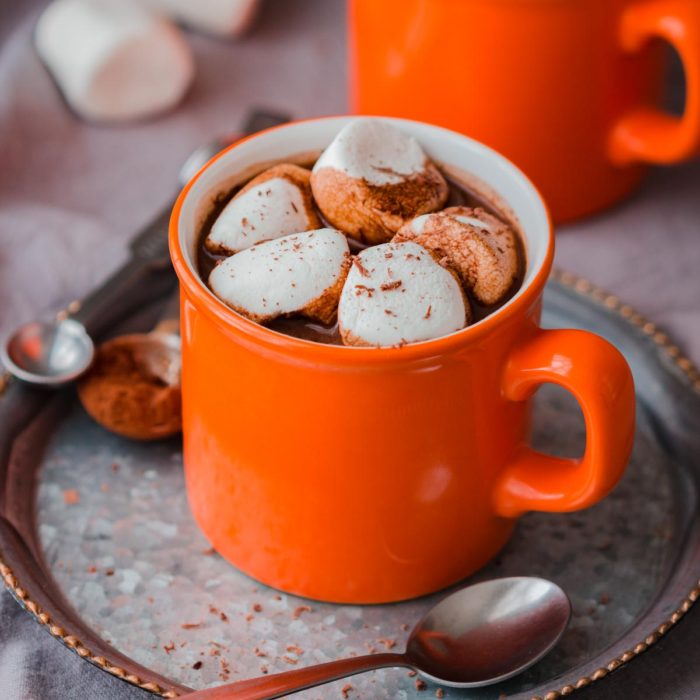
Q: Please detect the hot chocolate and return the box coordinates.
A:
[196,120,525,346]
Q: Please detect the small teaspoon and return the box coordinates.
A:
[1,111,289,388]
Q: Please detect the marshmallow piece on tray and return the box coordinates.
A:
[206,164,322,255]
[144,0,260,37]
[35,0,194,122]
[209,229,351,325]
[395,207,521,306]
[338,241,469,347]
[311,119,449,245]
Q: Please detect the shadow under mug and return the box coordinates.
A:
[349,0,700,223]
[170,117,636,604]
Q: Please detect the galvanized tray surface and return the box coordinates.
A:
[1,271,699,700]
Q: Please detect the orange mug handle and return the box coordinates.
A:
[610,0,700,165]
[493,329,636,519]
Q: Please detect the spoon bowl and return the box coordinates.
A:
[407,576,571,687]
[1,318,94,387]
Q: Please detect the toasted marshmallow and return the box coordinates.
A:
[206,164,321,255]
[209,228,351,325]
[395,207,521,306]
[35,0,193,122]
[311,120,449,245]
[338,242,468,347]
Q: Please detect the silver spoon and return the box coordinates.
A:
[1,111,289,388]
[0,139,225,388]
[185,577,571,700]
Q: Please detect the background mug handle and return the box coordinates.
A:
[609,0,700,165]
[493,329,636,519]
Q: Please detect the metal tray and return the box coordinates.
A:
[1,270,699,700]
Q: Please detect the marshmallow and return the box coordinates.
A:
[209,229,351,325]
[311,119,449,245]
[206,164,321,255]
[338,241,469,347]
[35,0,194,122]
[143,0,260,37]
[395,207,521,306]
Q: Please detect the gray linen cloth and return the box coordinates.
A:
[1,0,699,698]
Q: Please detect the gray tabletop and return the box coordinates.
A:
[1,1,699,698]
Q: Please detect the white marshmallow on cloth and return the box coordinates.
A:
[35,0,194,122]
[206,164,321,255]
[338,241,469,347]
[310,119,449,245]
[209,228,351,325]
[144,0,260,37]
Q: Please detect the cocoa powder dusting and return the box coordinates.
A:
[77,340,181,441]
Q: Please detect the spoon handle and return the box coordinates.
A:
[184,652,409,700]
[70,258,174,338]
[70,207,175,338]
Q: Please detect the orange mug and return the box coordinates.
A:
[170,117,636,604]
[349,0,700,223]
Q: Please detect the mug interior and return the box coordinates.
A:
[176,116,552,346]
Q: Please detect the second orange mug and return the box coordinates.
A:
[170,117,636,604]
[349,0,700,223]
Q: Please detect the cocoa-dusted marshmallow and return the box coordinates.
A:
[395,207,521,306]
[206,164,321,255]
[209,229,350,325]
[35,0,193,122]
[338,241,469,347]
[311,120,449,245]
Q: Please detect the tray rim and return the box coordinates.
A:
[1,267,700,700]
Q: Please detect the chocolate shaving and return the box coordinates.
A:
[354,285,375,297]
[292,605,312,619]
[380,280,402,291]
[352,257,370,277]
